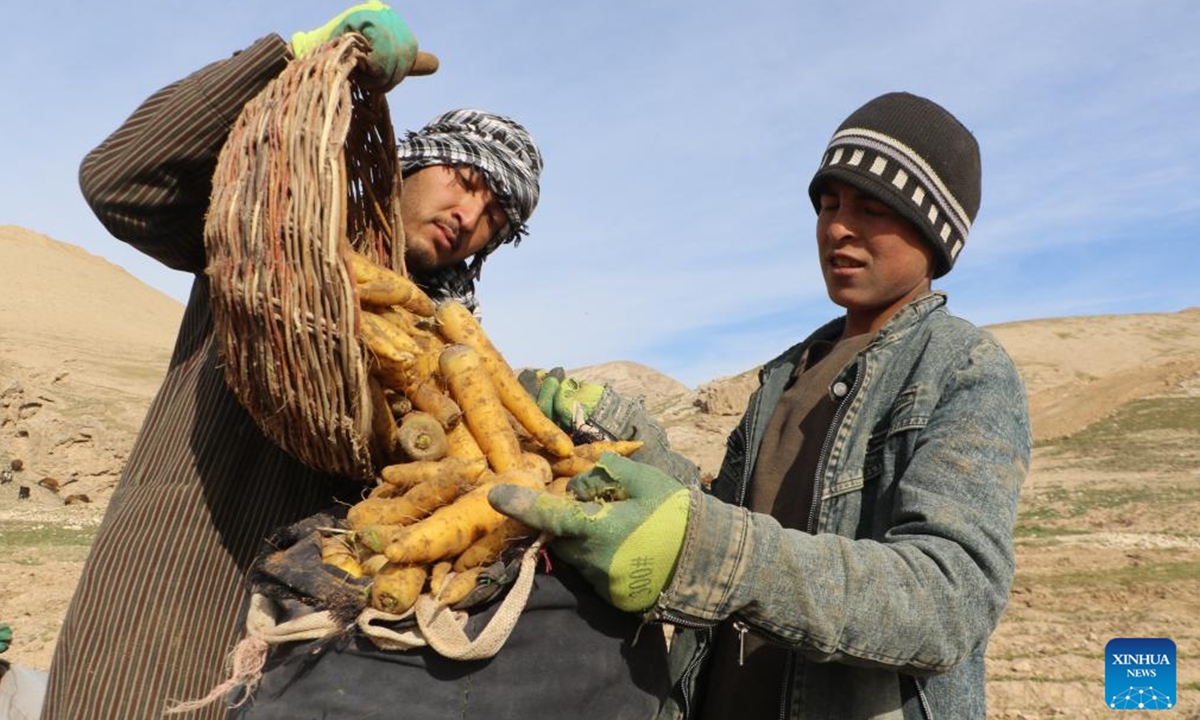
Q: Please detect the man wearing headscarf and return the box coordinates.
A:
[41,5,681,720]
[398,108,544,314]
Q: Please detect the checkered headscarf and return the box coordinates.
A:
[399,109,543,278]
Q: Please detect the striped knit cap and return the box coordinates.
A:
[807,92,981,278]
[399,108,543,277]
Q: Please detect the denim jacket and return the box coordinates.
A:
[652,292,1031,720]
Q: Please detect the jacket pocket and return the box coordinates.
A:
[824,470,865,499]
[860,385,926,486]
[861,425,887,483]
[887,385,929,437]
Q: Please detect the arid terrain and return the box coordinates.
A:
[3,224,1199,718]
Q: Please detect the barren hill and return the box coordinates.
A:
[988,310,1200,440]
[0,225,184,505]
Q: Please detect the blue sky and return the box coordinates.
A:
[3,1,1198,387]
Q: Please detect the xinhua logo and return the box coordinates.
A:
[1105,638,1176,710]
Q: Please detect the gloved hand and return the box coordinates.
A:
[290,1,419,90]
[488,452,690,612]
[0,623,11,653]
[517,367,606,433]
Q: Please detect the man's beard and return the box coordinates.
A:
[402,230,441,274]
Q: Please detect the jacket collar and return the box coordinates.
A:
[873,291,946,344]
[759,292,948,384]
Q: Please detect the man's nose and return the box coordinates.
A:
[824,214,855,244]
[455,194,487,236]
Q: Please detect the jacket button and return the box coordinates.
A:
[831,381,849,398]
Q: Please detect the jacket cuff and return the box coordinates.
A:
[657,489,755,623]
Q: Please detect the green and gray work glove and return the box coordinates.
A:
[0,623,11,654]
[518,367,606,434]
[488,452,690,612]
[290,1,418,90]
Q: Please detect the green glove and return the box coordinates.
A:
[0,623,11,653]
[516,367,564,414]
[488,452,690,612]
[517,367,605,432]
[290,1,418,90]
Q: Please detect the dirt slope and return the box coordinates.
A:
[989,309,1200,441]
[0,225,184,503]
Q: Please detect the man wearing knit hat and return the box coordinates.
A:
[41,5,675,720]
[492,92,1032,719]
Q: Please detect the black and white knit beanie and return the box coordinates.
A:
[807,92,981,278]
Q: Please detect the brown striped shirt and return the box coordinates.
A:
[41,36,362,720]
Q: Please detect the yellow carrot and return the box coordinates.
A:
[452,517,533,573]
[429,560,453,597]
[572,440,644,461]
[438,566,484,606]
[384,469,544,565]
[379,457,487,493]
[440,344,523,473]
[346,250,436,316]
[397,411,448,461]
[444,421,487,463]
[370,564,427,614]
[368,376,401,462]
[347,469,477,530]
[360,311,418,368]
[436,301,574,458]
[320,535,363,578]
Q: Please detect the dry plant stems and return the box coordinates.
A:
[204,35,403,480]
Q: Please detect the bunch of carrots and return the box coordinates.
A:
[319,250,641,616]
